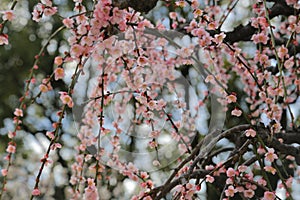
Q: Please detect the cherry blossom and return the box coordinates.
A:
[175,1,187,8]
[0,34,9,45]
[13,108,23,117]
[263,191,275,200]
[277,45,288,59]
[206,175,215,183]
[1,0,300,199]
[1,169,8,177]
[245,128,256,137]
[2,10,15,21]
[54,68,64,80]
[83,178,99,200]
[32,188,41,196]
[59,92,73,108]
[243,189,255,198]
[6,144,16,153]
[265,148,278,162]
[225,185,236,197]
[231,108,242,117]
[50,143,62,150]
[264,166,276,175]
[46,131,55,139]
[258,178,267,187]
[226,168,236,178]
[7,131,16,139]
[54,56,63,65]
[251,32,268,44]
[257,146,266,154]
[226,94,237,103]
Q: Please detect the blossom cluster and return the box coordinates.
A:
[0,0,299,199]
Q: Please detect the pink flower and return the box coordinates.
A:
[1,169,8,176]
[149,130,160,138]
[8,131,16,139]
[32,188,41,196]
[149,140,157,148]
[2,10,15,21]
[263,191,275,200]
[140,172,149,179]
[46,131,54,140]
[225,185,236,197]
[245,128,256,137]
[39,78,53,93]
[225,177,233,185]
[207,21,218,30]
[238,165,247,173]
[14,108,23,117]
[243,189,255,198]
[32,8,41,22]
[169,12,177,19]
[63,18,74,28]
[258,178,267,186]
[83,179,99,200]
[193,9,203,18]
[59,92,73,108]
[264,166,276,175]
[251,32,268,44]
[206,175,215,183]
[231,108,242,117]
[147,100,157,110]
[257,145,266,154]
[277,45,288,59]
[70,44,84,58]
[54,68,65,80]
[143,111,154,119]
[284,57,294,69]
[205,75,214,83]
[51,143,62,150]
[39,84,48,93]
[156,99,166,110]
[6,144,16,153]
[0,34,9,45]
[226,94,237,103]
[205,165,215,170]
[213,32,226,46]
[54,56,63,65]
[175,1,187,7]
[226,168,236,178]
[265,148,278,162]
[44,7,58,17]
[137,56,148,66]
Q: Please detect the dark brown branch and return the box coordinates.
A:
[224,1,299,44]
[224,24,256,43]
[112,0,158,13]
[277,130,300,144]
[269,1,298,18]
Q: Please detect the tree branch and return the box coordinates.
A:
[112,0,158,13]
[225,1,299,44]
